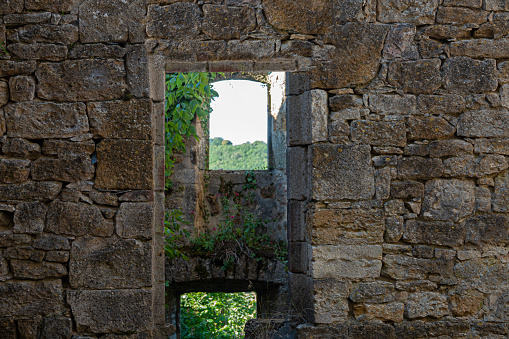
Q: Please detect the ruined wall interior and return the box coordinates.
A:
[0,0,508,337]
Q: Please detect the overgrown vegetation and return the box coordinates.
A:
[209,137,268,170]
[181,292,256,339]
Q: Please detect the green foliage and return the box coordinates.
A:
[165,72,218,188]
[209,137,268,170]
[0,42,8,56]
[181,292,256,339]
[164,209,191,260]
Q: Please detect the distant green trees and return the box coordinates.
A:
[209,137,268,170]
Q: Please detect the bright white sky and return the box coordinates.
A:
[209,80,268,145]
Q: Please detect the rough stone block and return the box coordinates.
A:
[226,40,276,60]
[45,251,69,263]
[397,157,444,180]
[444,0,482,7]
[0,82,8,108]
[4,102,88,138]
[311,208,384,245]
[13,202,46,234]
[126,45,150,98]
[378,0,439,24]
[329,95,363,111]
[70,237,152,289]
[404,220,465,247]
[502,84,509,109]
[405,292,449,319]
[436,6,488,24]
[69,43,126,59]
[88,99,152,140]
[390,181,424,199]
[493,172,509,212]
[312,23,389,88]
[2,138,40,159]
[0,280,63,317]
[474,20,509,39]
[0,181,62,202]
[351,119,406,147]
[417,94,466,115]
[354,302,404,322]
[3,246,44,262]
[32,156,94,182]
[475,138,509,155]
[465,215,509,247]
[312,245,382,279]
[36,60,126,102]
[443,57,498,93]
[407,116,455,140]
[95,139,154,190]
[350,281,397,303]
[3,12,52,25]
[202,5,256,40]
[383,24,419,60]
[484,0,509,10]
[45,201,108,237]
[313,279,349,324]
[0,0,23,14]
[0,61,36,77]
[42,139,95,157]
[311,144,375,200]
[8,76,35,102]
[146,4,202,39]
[451,39,509,59]
[79,0,130,43]
[385,216,404,242]
[382,255,432,280]
[0,157,30,184]
[8,24,78,45]
[499,61,509,85]
[67,289,152,333]
[388,59,442,94]
[375,167,392,200]
[33,234,69,251]
[429,139,473,158]
[24,0,74,12]
[11,260,66,279]
[116,202,154,239]
[368,94,417,114]
[421,179,475,222]
[263,0,333,34]
[457,109,509,137]
[40,317,71,339]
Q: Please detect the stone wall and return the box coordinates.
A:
[0,0,508,337]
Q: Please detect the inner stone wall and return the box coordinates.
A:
[0,0,508,337]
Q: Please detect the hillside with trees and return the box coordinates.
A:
[209,137,268,170]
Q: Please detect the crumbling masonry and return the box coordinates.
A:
[1,0,509,337]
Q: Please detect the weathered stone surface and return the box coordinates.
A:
[457,109,509,137]
[443,0,482,7]
[388,59,442,94]
[385,216,404,242]
[40,316,72,339]
[69,43,126,59]
[312,245,382,279]
[311,208,384,245]
[33,234,69,251]
[45,251,69,263]
[383,255,440,280]
[397,157,444,180]
[46,201,108,237]
[8,24,78,45]
[146,4,202,39]
[405,292,449,319]
[24,0,74,12]
[36,60,126,102]
[3,246,44,261]
[499,61,509,85]
[421,179,475,222]
[263,0,333,34]
[368,95,417,115]
[13,202,46,234]
[404,220,465,247]
[0,61,36,77]
[89,190,118,207]
[429,139,473,158]
[436,7,488,24]
[79,0,131,43]
[451,39,509,59]
[126,44,149,98]
[42,140,95,157]
[202,5,255,40]
[11,260,66,279]
[313,279,349,324]
[329,95,363,111]
[378,0,438,24]
[32,156,94,182]
[449,287,484,317]
[67,289,152,333]
[88,99,152,140]
[8,76,35,102]
[8,43,67,61]
[0,181,62,202]
[454,258,509,293]
[95,139,154,190]
[493,172,509,212]
[119,190,154,202]
[375,167,391,199]
[443,57,498,93]
[0,0,23,14]
[70,237,151,289]
[484,0,509,10]
[383,24,419,60]
[311,144,375,200]
[418,94,466,115]
[312,23,389,88]
[0,157,30,184]
[3,12,52,25]
[116,202,153,239]
[350,281,396,303]
[407,116,455,140]
[0,231,32,247]
[475,138,509,155]
[351,120,406,147]
[226,40,276,60]
[418,24,472,40]
[0,82,8,108]
[354,302,404,322]
[5,102,88,138]
[0,280,63,317]
[465,215,509,247]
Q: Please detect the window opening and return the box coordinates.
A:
[209,79,269,170]
[180,292,256,339]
